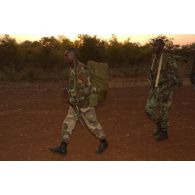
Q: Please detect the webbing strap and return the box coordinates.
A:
[151,55,156,71]
[155,53,164,88]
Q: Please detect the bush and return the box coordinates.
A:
[0,34,192,82]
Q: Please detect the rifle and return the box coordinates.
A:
[63,85,87,128]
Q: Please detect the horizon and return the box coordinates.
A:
[2,34,195,45]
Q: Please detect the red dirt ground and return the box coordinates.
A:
[0,82,195,160]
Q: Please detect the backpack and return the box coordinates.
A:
[87,60,109,106]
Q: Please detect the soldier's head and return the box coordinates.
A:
[153,39,165,55]
[64,48,78,64]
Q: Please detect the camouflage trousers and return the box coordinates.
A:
[145,88,175,129]
[61,106,106,143]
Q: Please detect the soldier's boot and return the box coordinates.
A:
[96,139,108,154]
[49,141,67,155]
[155,129,168,141]
[153,122,161,136]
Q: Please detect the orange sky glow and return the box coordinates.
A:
[6,34,195,45]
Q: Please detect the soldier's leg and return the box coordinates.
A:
[145,90,160,124]
[155,91,174,141]
[159,91,174,130]
[61,106,78,143]
[81,107,108,154]
[81,107,106,139]
[50,106,78,154]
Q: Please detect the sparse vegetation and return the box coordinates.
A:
[0,34,194,82]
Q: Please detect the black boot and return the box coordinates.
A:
[155,129,168,141]
[49,141,67,155]
[96,139,108,154]
[153,122,161,136]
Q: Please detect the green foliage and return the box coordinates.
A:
[0,34,192,82]
[75,34,107,63]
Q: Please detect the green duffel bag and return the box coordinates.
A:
[87,60,109,106]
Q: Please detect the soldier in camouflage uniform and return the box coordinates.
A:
[145,39,182,141]
[50,48,108,155]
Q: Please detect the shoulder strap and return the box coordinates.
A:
[151,55,156,71]
[73,62,78,92]
[155,53,164,88]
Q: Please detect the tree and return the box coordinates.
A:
[58,35,74,49]
[107,35,124,65]
[0,34,19,70]
[75,34,107,63]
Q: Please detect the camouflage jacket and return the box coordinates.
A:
[67,62,92,107]
[149,53,182,90]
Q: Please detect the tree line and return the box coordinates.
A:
[0,34,194,81]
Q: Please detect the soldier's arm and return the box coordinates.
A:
[77,63,92,98]
[167,56,183,87]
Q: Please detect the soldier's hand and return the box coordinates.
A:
[69,97,80,105]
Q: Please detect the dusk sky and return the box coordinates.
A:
[1,0,195,45]
[7,34,195,45]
